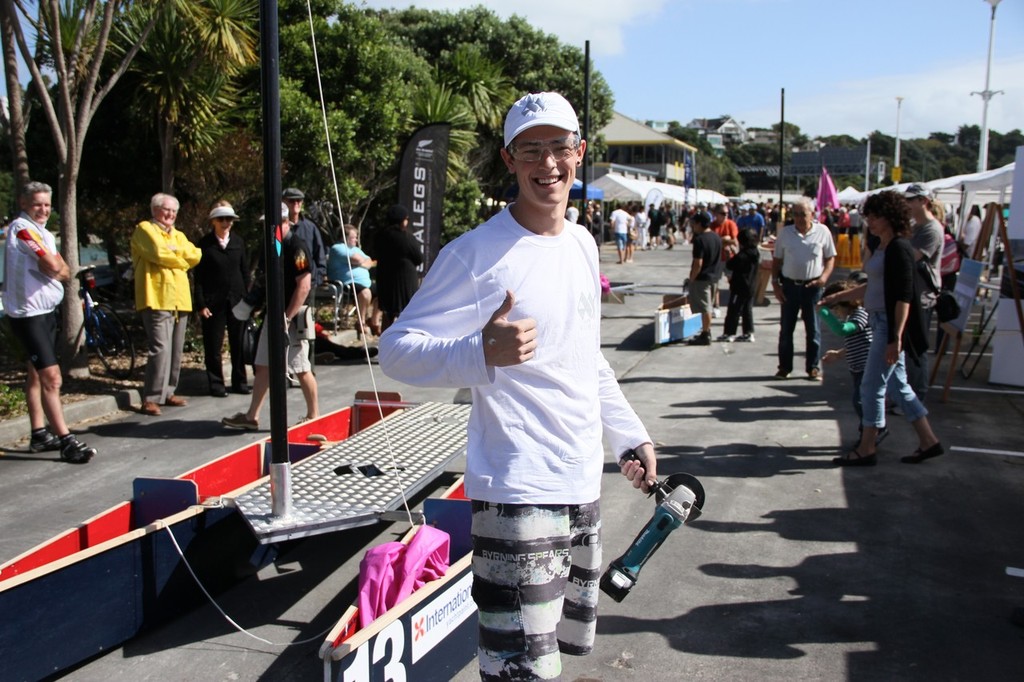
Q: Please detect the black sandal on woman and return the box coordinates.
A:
[900,442,944,464]
[832,449,877,467]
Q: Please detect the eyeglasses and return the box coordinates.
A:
[213,217,234,223]
[507,135,580,163]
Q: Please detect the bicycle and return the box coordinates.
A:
[77,267,136,379]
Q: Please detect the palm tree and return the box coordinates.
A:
[408,83,476,185]
[113,0,258,192]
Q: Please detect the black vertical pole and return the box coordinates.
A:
[259,2,289,492]
[582,40,593,241]
[778,88,785,211]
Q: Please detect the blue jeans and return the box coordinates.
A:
[861,311,928,428]
[777,280,823,374]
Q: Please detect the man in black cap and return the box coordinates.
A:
[283,187,327,287]
[283,187,328,380]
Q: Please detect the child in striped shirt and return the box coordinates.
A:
[819,279,884,444]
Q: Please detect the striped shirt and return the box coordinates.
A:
[844,307,871,373]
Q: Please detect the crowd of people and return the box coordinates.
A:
[2,87,992,681]
[2,179,423,452]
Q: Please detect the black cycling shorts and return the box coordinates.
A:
[8,311,59,370]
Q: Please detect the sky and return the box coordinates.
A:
[359,0,1024,142]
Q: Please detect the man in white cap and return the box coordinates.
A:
[904,183,943,401]
[378,92,657,681]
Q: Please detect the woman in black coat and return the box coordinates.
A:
[373,204,423,332]
[821,191,942,466]
[194,202,251,396]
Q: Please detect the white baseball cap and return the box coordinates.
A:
[503,92,580,147]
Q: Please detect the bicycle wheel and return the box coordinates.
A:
[86,303,136,379]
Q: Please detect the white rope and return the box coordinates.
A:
[304,0,416,528]
[162,524,331,647]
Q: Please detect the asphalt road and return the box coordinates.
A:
[3,240,1023,681]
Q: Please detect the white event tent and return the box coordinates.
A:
[592,173,729,207]
[839,162,1014,223]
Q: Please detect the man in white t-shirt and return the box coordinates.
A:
[565,202,579,224]
[608,203,631,263]
[379,92,657,682]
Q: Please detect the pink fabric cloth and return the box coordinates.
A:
[357,525,451,628]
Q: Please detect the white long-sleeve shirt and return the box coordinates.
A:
[379,207,649,504]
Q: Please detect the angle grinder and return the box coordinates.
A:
[600,450,705,602]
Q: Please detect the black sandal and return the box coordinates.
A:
[833,449,877,467]
[901,442,944,464]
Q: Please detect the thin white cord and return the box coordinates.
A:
[304,0,416,528]
[162,524,331,647]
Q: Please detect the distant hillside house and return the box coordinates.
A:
[686,115,750,152]
[596,111,698,186]
[747,128,780,146]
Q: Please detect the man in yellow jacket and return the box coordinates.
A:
[131,193,202,416]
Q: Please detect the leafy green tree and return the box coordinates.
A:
[378,5,614,199]
[113,0,259,192]
[273,1,430,223]
[5,0,161,376]
[774,122,809,149]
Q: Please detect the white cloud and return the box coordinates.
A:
[737,55,1024,140]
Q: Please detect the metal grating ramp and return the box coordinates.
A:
[233,402,471,543]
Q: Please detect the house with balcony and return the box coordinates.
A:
[594,111,697,186]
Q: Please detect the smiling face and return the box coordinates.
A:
[500,125,585,232]
[21,192,52,225]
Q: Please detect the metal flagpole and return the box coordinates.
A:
[973,0,1004,172]
[582,40,593,241]
[259,0,291,517]
[778,88,785,210]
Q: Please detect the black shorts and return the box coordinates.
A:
[8,311,60,370]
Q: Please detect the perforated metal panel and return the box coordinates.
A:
[234,402,470,543]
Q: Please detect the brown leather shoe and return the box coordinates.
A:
[140,401,162,416]
[164,395,188,407]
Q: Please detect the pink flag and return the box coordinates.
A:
[816,165,839,221]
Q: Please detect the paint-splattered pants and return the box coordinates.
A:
[471,500,602,681]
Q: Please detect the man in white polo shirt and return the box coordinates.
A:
[771,196,836,380]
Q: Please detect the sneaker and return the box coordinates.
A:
[222,412,259,431]
[59,435,95,464]
[712,307,721,319]
[774,370,790,379]
[687,332,711,346]
[736,333,755,343]
[29,429,62,453]
[716,334,735,343]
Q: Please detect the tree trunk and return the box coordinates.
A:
[59,136,89,378]
[0,2,30,188]
[160,117,175,193]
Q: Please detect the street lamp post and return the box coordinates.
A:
[893,96,904,184]
[972,0,1004,172]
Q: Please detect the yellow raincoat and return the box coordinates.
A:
[130,220,202,312]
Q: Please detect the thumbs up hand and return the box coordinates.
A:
[482,290,538,367]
